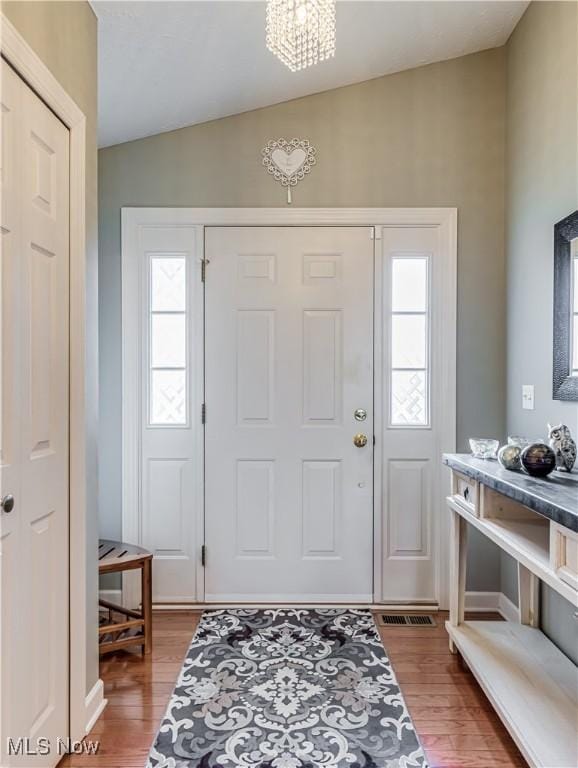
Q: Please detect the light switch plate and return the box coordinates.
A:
[522,384,534,410]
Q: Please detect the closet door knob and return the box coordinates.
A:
[1,494,15,513]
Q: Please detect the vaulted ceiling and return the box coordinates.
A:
[93,1,528,148]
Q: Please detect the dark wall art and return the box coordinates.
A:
[553,210,578,401]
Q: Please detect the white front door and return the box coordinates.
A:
[204,226,374,601]
[1,60,70,766]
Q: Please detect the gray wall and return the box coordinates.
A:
[504,1,578,661]
[1,1,100,691]
[99,47,508,591]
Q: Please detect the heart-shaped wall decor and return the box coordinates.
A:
[270,147,307,178]
[262,138,316,203]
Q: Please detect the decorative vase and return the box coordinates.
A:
[498,443,523,471]
[469,438,499,459]
[520,442,556,478]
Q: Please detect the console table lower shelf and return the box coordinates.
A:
[446,620,578,768]
[443,454,578,768]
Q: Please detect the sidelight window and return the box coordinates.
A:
[389,255,430,426]
[149,255,188,425]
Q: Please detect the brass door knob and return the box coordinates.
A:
[353,433,368,448]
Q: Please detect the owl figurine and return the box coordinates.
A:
[548,424,577,472]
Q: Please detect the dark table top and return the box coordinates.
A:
[443,453,578,533]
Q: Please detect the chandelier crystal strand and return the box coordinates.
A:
[266,0,336,72]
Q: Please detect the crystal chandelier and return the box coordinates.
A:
[266,0,336,72]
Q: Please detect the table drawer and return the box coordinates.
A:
[550,523,578,591]
[451,471,478,516]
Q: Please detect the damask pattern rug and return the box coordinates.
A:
[147,609,427,768]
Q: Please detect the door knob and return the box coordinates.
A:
[1,494,14,513]
[353,433,368,448]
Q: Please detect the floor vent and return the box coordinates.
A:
[378,614,436,627]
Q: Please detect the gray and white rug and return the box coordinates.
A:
[147,609,427,768]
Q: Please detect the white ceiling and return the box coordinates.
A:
[93,0,528,148]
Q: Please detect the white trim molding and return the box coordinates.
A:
[465,591,502,612]
[465,591,520,622]
[84,679,107,735]
[498,592,521,623]
[1,14,98,741]
[122,207,457,608]
[122,207,456,228]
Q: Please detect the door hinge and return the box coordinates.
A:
[370,226,382,240]
[201,545,207,567]
[201,402,206,424]
[201,259,209,282]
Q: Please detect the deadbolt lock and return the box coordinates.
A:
[354,409,367,421]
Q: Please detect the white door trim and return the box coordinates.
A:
[1,15,96,738]
[122,207,457,608]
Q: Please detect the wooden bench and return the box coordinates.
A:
[98,540,152,655]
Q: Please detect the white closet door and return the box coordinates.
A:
[1,59,70,766]
[205,226,374,601]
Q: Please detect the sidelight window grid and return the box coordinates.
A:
[148,254,188,426]
[389,255,430,427]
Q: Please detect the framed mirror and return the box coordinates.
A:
[553,210,578,401]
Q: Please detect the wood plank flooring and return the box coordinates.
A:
[60,610,526,768]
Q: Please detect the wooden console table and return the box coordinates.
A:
[444,454,578,768]
[98,540,153,655]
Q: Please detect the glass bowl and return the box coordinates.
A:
[508,436,530,448]
[469,438,499,459]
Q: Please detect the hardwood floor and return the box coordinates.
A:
[61,610,525,768]
[376,613,525,768]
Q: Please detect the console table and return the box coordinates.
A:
[443,454,578,768]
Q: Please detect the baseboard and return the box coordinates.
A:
[465,591,520,622]
[498,592,520,622]
[151,602,439,611]
[84,678,107,734]
[204,593,375,602]
[112,591,518,618]
[465,591,501,612]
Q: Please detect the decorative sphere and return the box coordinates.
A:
[520,443,556,478]
[498,443,523,471]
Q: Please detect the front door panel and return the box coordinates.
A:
[205,226,374,601]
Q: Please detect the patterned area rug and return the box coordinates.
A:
[147,609,427,768]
